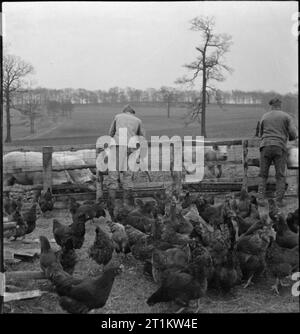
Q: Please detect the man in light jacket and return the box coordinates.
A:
[257,98,297,207]
[107,104,146,218]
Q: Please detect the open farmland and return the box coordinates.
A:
[4,103,266,147]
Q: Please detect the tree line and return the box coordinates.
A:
[3,15,297,142]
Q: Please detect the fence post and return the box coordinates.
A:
[96,147,104,199]
[42,146,53,193]
[242,139,248,190]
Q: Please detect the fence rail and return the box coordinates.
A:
[3,137,297,198]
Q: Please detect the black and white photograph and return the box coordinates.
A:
[1,1,299,316]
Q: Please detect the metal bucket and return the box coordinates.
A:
[287,146,298,169]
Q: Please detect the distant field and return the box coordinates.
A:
[4,104,266,147]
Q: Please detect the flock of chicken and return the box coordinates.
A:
[3,187,299,313]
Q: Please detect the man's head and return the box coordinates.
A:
[122,104,135,114]
[269,98,282,109]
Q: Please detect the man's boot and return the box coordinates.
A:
[257,177,268,207]
[275,178,287,207]
[107,189,117,220]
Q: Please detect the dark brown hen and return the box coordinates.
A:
[38,188,54,215]
[39,235,62,274]
[23,203,38,235]
[56,239,78,275]
[266,241,299,294]
[147,255,211,313]
[88,226,114,267]
[58,266,123,313]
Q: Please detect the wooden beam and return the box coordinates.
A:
[4,290,45,302]
[3,222,17,231]
[5,271,46,281]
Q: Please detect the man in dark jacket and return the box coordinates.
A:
[257,98,298,207]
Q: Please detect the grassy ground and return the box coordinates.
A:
[3,104,266,146]
[3,196,299,314]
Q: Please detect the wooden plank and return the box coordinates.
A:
[5,271,46,281]
[5,248,40,260]
[4,290,45,302]
[3,222,17,231]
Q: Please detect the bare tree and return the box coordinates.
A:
[12,91,42,134]
[176,16,233,137]
[3,54,34,142]
[160,86,175,118]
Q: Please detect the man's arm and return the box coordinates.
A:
[137,121,146,138]
[258,119,264,138]
[287,115,298,141]
[255,121,260,137]
[109,118,116,137]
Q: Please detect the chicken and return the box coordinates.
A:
[153,191,169,216]
[268,198,280,222]
[57,266,123,314]
[160,198,194,246]
[38,188,55,216]
[195,194,223,225]
[147,254,211,313]
[209,249,240,294]
[88,226,114,268]
[124,224,172,262]
[107,221,130,256]
[112,190,135,222]
[56,239,78,275]
[130,199,156,218]
[3,193,23,217]
[286,208,299,234]
[271,212,298,249]
[23,203,38,235]
[236,219,276,288]
[81,198,107,219]
[266,242,299,294]
[10,210,28,240]
[68,197,81,217]
[123,214,154,233]
[53,211,89,250]
[151,245,191,284]
[231,189,260,220]
[39,235,62,274]
[120,199,156,233]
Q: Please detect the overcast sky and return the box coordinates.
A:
[2,1,298,93]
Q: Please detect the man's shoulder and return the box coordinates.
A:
[115,113,141,122]
[262,109,290,120]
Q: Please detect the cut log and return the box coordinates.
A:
[4,290,46,302]
[5,271,46,281]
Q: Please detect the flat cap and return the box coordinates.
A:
[269,98,282,106]
[122,104,135,114]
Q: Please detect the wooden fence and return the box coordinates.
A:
[3,138,297,200]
